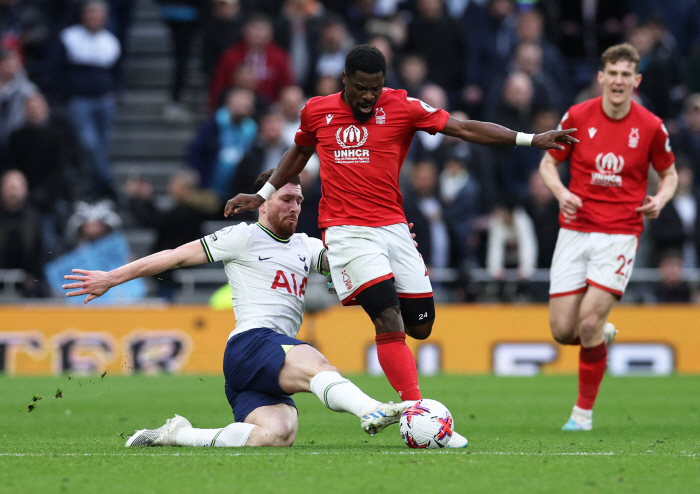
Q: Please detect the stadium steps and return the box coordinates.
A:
[110,0,211,297]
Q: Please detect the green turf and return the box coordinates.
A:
[1,374,698,494]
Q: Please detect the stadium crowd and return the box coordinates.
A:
[1,0,700,303]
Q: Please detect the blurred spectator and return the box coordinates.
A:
[58,0,121,198]
[367,35,400,89]
[404,0,466,93]
[556,0,627,60]
[5,92,79,254]
[486,200,537,300]
[0,169,46,297]
[440,157,481,269]
[227,111,288,201]
[523,170,559,270]
[406,84,448,163]
[630,0,700,58]
[402,159,451,271]
[188,87,257,200]
[278,84,304,145]
[0,0,50,89]
[461,0,517,114]
[649,167,699,268]
[200,0,245,82]
[307,14,353,95]
[157,0,205,122]
[125,170,207,300]
[397,53,429,97]
[628,24,685,119]
[485,42,564,118]
[107,0,137,93]
[273,0,325,90]
[489,71,534,130]
[672,94,700,184]
[653,250,693,303]
[227,63,270,119]
[0,48,37,151]
[499,107,559,201]
[209,13,294,111]
[66,199,122,247]
[515,9,570,103]
[314,73,340,96]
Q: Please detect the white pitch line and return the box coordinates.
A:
[0,451,697,457]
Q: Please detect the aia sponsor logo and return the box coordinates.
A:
[271,270,307,298]
[591,152,624,187]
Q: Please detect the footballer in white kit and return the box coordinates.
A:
[200,222,328,340]
[63,173,456,448]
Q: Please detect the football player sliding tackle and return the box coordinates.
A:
[62,171,464,448]
[224,45,577,445]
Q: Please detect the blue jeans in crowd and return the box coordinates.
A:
[69,95,116,195]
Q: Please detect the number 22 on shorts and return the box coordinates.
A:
[615,255,634,280]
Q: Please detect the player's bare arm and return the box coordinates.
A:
[62,240,208,303]
[441,117,578,151]
[635,163,678,219]
[539,152,583,220]
[224,144,316,217]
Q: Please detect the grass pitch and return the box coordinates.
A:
[1,374,698,494]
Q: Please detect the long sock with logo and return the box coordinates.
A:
[375,332,422,401]
[576,342,607,410]
[310,370,380,417]
[176,423,255,447]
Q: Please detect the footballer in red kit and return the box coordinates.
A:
[226,45,576,426]
[539,43,678,431]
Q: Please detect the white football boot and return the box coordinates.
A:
[561,406,593,431]
[446,431,469,448]
[361,400,417,436]
[125,414,192,447]
[603,322,618,346]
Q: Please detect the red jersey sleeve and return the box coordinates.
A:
[294,102,318,147]
[649,121,675,172]
[405,95,450,135]
[547,109,575,162]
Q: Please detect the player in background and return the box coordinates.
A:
[539,43,678,431]
[225,45,577,405]
[63,171,459,448]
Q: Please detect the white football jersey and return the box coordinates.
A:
[200,222,327,340]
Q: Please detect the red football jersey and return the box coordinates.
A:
[294,88,450,228]
[548,97,674,235]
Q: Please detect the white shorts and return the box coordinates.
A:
[549,229,638,298]
[323,223,433,304]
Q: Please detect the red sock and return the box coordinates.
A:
[375,332,421,401]
[576,342,607,410]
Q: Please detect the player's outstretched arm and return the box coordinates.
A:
[62,240,209,303]
[635,163,678,219]
[539,152,582,220]
[441,117,578,150]
[224,144,316,217]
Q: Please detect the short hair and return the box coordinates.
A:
[254,169,301,191]
[600,43,640,72]
[345,45,386,76]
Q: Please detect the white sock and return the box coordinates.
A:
[572,405,593,419]
[176,423,255,447]
[310,370,380,417]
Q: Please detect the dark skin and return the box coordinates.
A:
[225,70,579,339]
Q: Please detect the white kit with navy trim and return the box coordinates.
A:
[200,222,327,340]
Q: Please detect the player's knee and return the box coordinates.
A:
[405,320,433,340]
[265,418,298,447]
[578,316,600,339]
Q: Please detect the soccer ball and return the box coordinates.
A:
[399,399,453,449]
